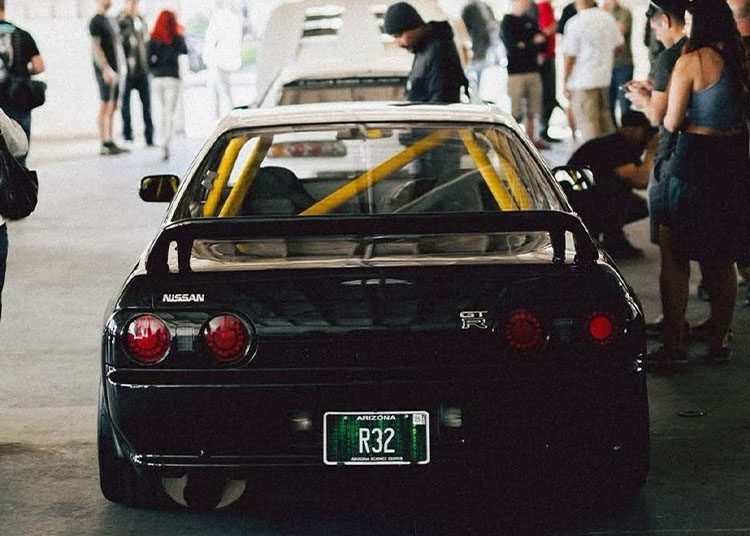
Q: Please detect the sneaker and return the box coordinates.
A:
[644,346,689,369]
[102,141,129,155]
[100,143,124,155]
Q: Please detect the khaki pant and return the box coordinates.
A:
[571,87,614,143]
[507,72,542,123]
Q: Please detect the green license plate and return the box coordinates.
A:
[323,411,430,465]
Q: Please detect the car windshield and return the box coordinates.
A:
[169,122,567,270]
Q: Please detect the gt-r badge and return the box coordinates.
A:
[460,311,488,329]
[162,293,205,303]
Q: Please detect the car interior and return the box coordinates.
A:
[178,125,559,264]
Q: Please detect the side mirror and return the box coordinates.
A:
[551,166,594,193]
[139,174,180,202]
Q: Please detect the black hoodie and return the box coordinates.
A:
[406,21,468,103]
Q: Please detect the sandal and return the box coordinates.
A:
[644,346,689,369]
[706,346,732,365]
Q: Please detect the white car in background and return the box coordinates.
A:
[254,0,473,107]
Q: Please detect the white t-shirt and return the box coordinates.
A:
[0,109,30,227]
[562,8,624,90]
[202,8,243,73]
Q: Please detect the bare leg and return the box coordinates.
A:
[525,114,534,140]
[699,259,737,352]
[97,101,110,143]
[658,225,690,351]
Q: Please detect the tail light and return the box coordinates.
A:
[586,311,616,345]
[505,310,545,353]
[124,314,171,364]
[202,314,251,364]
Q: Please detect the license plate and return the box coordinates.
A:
[323,411,430,465]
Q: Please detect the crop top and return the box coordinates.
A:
[685,64,744,131]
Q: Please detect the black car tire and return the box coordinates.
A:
[98,385,166,507]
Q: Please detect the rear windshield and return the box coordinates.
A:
[175,122,563,221]
[277,78,406,105]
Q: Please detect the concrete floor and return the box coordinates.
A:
[1,135,749,534]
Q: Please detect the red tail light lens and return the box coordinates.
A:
[124,314,171,364]
[505,310,544,353]
[587,312,615,345]
[202,314,250,363]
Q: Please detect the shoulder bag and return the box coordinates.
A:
[0,132,38,220]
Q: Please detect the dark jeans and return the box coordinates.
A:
[609,65,634,127]
[121,73,154,144]
[0,224,7,322]
[4,107,31,167]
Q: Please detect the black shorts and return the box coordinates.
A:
[94,66,119,102]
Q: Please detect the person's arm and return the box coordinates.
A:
[663,55,693,132]
[612,133,658,189]
[28,54,44,75]
[563,54,575,99]
[91,36,115,84]
[24,34,44,74]
[0,108,29,157]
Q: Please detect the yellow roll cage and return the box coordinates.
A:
[203,127,532,217]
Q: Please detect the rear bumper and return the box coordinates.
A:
[103,362,648,480]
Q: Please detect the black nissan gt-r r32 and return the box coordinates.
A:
[99,102,649,509]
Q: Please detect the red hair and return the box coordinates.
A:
[150,10,183,45]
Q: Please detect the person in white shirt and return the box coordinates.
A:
[201,0,243,119]
[562,0,623,143]
[0,106,29,322]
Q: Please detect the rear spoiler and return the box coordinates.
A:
[145,211,599,274]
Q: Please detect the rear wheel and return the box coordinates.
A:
[98,385,165,507]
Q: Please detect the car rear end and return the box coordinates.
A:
[100,106,648,504]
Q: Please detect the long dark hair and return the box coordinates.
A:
[685,0,750,123]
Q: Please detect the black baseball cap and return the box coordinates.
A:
[646,0,687,20]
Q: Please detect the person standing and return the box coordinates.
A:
[727,0,750,306]
[202,0,243,119]
[461,0,499,89]
[562,0,623,144]
[118,0,153,146]
[0,0,43,166]
[602,0,634,126]
[648,0,750,366]
[384,2,468,103]
[148,10,187,162]
[90,0,127,155]
[0,107,28,323]
[535,0,560,142]
[501,0,548,148]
